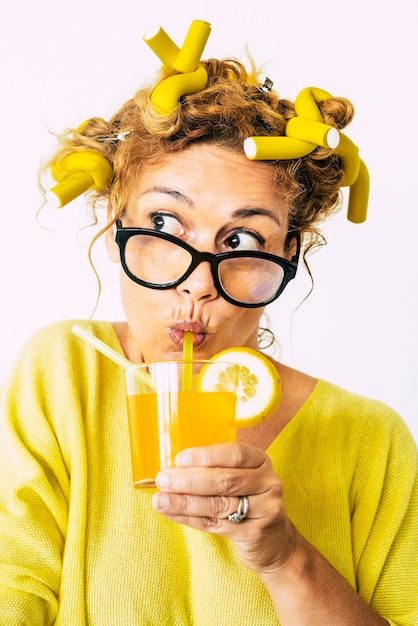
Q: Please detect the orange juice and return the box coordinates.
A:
[127,390,236,488]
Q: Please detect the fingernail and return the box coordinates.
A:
[175,451,192,467]
[152,492,169,511]
[156,471,169,488]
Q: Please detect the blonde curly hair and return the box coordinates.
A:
[45,58,354,246]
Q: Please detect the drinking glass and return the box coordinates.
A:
[125,360,237,488]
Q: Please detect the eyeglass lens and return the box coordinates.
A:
[123,233,286,305]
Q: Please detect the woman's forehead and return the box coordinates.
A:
[130,144,285,207]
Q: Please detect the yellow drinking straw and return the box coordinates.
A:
[71,324,156,389]
[182,331,194,392]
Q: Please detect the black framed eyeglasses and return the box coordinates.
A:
[115,220,300,308]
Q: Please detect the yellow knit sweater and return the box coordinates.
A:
[0,321,417,625]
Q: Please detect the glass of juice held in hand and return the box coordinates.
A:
[125,360,238,488]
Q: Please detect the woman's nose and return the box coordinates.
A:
[176,260,218,302]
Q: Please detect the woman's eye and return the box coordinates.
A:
[151,213,182,235]
[226,231,263,251]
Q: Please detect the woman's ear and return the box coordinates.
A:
[284,231,301,262]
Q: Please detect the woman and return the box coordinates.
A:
[0,20,416,625]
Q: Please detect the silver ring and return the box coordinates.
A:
[227,495,249,524]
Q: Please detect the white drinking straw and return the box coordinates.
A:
[71,324,155,388]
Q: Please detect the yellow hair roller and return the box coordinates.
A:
[172,20,211,73]
[294,87,333,121]
[346,160,369,223]
[334,133,369,222]
[244,86,369,223]
[334,133,360,185]
[286,117,339,150]
[144,20,211,114]
[244,86,340,159]
[47,150,113,208]
[244,136,316,160]
[150,64,208,115]
[143,26,180,68]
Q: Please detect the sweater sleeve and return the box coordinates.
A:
[349,401,418,626]
[0,322,90,624]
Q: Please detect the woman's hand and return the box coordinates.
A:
[151,441,297,575]
[151,442,391,625]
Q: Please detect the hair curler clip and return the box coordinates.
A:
[95,129,132,143]
[76,118,132,144]
[143,19,211,114]
[47,150,113,209]
[244,87,369,223]
[258,77,274,94]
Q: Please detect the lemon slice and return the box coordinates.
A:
[198,347,282,427]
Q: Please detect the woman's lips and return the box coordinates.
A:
[168,322,207,348]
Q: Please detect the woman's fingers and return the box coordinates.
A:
[155,442,270,497]
[153,491,260,522]
[152,441,284,530]
[152,491,239,524]
[175,441,266,470]
[155,465,262,497]
[151,490,278,533]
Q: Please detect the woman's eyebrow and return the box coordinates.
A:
[142,186,193,206]
[141,189,281,224]
[232,207,282,225]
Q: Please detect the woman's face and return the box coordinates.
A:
[107,144,293,363]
